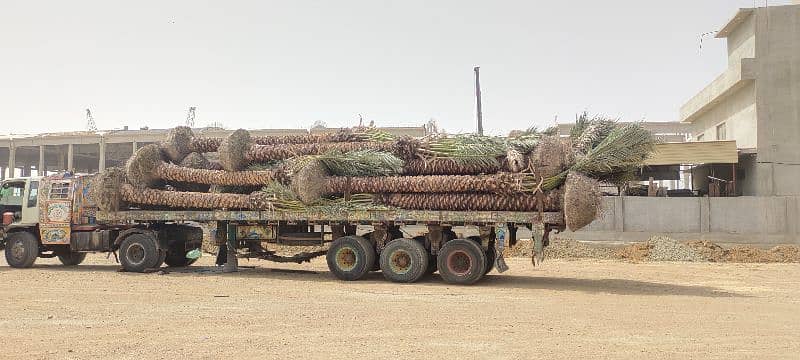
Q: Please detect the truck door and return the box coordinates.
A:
[20,179,39,225]
[38,179,73,245]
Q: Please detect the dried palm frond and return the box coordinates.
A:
[543,123,656,190]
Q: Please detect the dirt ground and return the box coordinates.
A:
[1,254,799,360]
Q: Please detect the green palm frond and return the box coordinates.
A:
[419,134,507,166]
[352,128,396,142]
[543,123,656,190]
[570,111,591,139]
[288,150,404,177]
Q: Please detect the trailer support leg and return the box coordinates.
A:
[223,223,238,273]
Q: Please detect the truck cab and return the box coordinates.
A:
[1,174,202,271]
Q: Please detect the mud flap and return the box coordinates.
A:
[494,227,509,273]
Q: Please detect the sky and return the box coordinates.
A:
[0,0,793,135]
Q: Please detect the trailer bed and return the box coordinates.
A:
[97,209,563,226]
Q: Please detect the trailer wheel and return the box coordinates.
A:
[4,231,39,268]
[57,252,87,266]
[164,250,190,267]
[412,236,436,276]
[119,233,160,273]
[153,250,167,268]
[326,235,375,281]
[484,245,496,275]
[437,239,486,285]
[379,238,429,283]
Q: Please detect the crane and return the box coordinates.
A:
[186,107,196,128]
[86,108,97,131]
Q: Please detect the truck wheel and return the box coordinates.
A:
[425,255,437,276]
[4,231,39,268]
[379,238,429,283]
[484,245,496,275]
[164,250,191,267]
[57,252,87,266]
[437,239,487,285]
[119,233,160,272]
[153,250,167,268]
[326,235,375,281]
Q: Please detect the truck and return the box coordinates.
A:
[1,173,564,285]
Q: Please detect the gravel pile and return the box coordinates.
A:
[645,235,704,262]
[503,238,615,260]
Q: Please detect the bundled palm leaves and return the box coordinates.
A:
[96,116,656,232]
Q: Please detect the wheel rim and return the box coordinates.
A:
[389,249,413,275]
[10,240,26,262]
[335,246,358,271]
[126,243,146,266]
[446,250,472,276]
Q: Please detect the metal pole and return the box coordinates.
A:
[474,66,483,135]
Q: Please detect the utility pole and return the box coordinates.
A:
[474,66,483,135]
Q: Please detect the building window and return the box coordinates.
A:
[716,123,727,140]
[696,133,705,142]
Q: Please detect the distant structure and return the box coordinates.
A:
[680,3,800,196]
[185,107,196,127]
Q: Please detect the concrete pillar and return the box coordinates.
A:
[98,137,106,172]
[39,145,46,176]
[67,144,74,172]
[132,140,138,153]
[700,197,711,233]
[8,144,15,179]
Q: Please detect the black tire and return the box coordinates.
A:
[379,238,429,283]
[164,249,191,267]
[326,235,375,281]
[413,236,436,276]
[153,250,167,268]
[119,233,160,273]
[484,245,496,275]
[4,231,39,268]
[57,252,87,266]
[467,236,494,275]
[437,239,487,285]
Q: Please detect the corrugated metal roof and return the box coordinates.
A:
[645,141,738,165]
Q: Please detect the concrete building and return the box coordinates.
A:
[680,4,800,196]
[0,126,425,179]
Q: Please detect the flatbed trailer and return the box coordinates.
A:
[98,208,563,284]
[3,173,564,285]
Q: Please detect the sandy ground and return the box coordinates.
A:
[1,254,799,360]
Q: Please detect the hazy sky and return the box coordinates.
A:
[0,0,792,135]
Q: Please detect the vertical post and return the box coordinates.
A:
[98,137,106,172]
[8,144,15,178]
[38,145,46,176]
[66,144,74,172]
[474,66,483,136]
[223,222,238,273]
[132,140,138,153]
[731,163,737,196]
